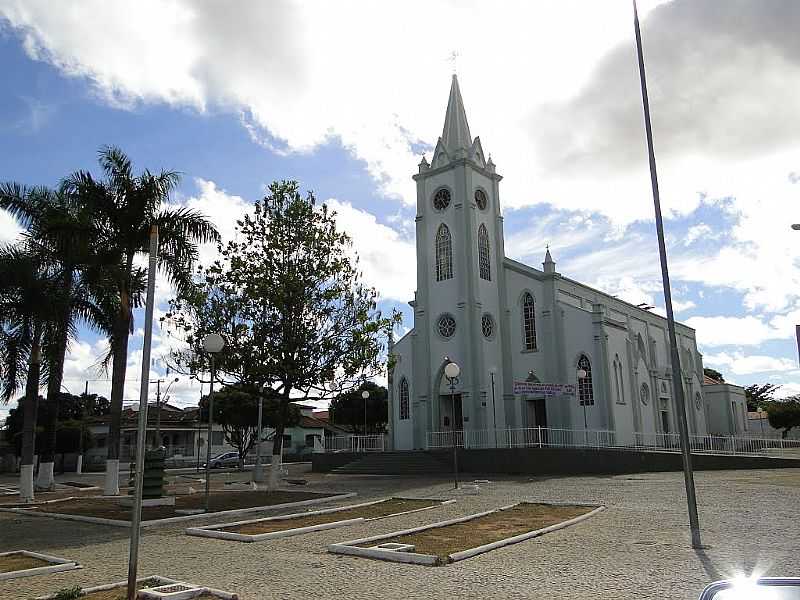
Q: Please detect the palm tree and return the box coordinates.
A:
[0,183,97,490]
[0,246,62,501]
[64,147,220,494]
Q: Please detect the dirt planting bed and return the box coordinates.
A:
[19,490,338,522]
[356,502,595,561]
[0,552,50,573]
[224,498,440,535]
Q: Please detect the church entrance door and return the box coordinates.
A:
[440,394,463,431]
[524,399,547,428]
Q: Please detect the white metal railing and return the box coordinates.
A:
[426,427,616,450]
[324,434,385,453]
[633,432,800,456]
[424,427,800,458]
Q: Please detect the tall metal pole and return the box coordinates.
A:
[154,379,162,448]
[126,225,158,600]
[204,355,215,513]
[254,390,264,483]
[448,377,459,489]
[490,371,498,448]
[633,0,701,549]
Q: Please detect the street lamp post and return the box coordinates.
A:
[577,368,588,445]
[444,361,460,490]
[202,333,225,513]
[361,390,370,434]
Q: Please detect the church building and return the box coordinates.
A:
[388,75,709,450]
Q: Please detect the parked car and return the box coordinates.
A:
[203,451,240,469]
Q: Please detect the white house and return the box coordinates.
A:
[388,75,709,450]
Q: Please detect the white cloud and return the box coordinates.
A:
[325,199,415,302]
[703,351,798,376]
[683,223,714,246]
[684,315,789,347]
[0,208,22,244]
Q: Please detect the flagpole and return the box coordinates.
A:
[632,0,702,549]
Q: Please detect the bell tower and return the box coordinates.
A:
[410,75,509,448]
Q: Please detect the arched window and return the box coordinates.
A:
[478,224,491,281]
[577,354,594,406]
[435,224,453,281]
[399,378,410,420]
[522,292,537,351]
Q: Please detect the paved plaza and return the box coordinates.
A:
[1,465,799,599]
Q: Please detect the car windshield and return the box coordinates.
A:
[2,3,799,600]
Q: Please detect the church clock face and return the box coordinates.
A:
[474,189,488,210]
[433,188,451,211]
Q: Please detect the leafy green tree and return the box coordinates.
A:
[165,180,398,488]
[703,367,725,383]
[198,384,300,469]
[0,247,63,501]
[766,398,800,439]
[745,383,781,412]
[63,147,219,494]
[329,381,388,434]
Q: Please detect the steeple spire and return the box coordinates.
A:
[543,245,556,274]
[441,74,472,152]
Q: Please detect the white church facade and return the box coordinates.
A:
[387,75,709,450]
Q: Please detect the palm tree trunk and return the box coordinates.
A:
[37,328,69,491]
[104,304,131,496]
[20,329,42,502]
[38,271,74,490]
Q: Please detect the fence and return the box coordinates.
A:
[427,427,616,450]
[425,427,800,458]
[324,435,385,453]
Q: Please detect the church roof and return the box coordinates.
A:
[441,74,472,152]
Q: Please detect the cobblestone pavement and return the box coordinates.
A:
[2,466,799,600]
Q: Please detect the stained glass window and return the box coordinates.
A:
[522,292,537,351]
[435,224,453,281]
[578,354,594,406]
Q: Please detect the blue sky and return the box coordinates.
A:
[1,1,799,419]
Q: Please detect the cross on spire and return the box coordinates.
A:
[447,51,460,75]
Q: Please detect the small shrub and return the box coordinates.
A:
[53,586,82,600]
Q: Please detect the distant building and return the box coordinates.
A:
[701,374,748,436]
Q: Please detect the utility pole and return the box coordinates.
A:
[633,0,701,549]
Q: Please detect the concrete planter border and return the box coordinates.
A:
[0,492,356,529]
[328,501,605,566]
[185,497,455,542]
[35,575,239,599]
[0,550,81,582]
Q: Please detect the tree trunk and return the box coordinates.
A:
[104,301,131,496]
[20,332,42,502]
[268,389,291,491]
[37,327,69,492]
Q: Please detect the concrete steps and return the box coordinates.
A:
[330,451,452,475]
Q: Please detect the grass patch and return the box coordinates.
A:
[225,498,440,535]
[27,490,336,522]
[0,552,50,573]
[359,503,593,560]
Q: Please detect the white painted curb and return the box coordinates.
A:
[34,575,240,600]
[0,492,356,529]
[35,576,176,599]
[328,502,605,566]
[0,550,81,582]
[186,497,455,542]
